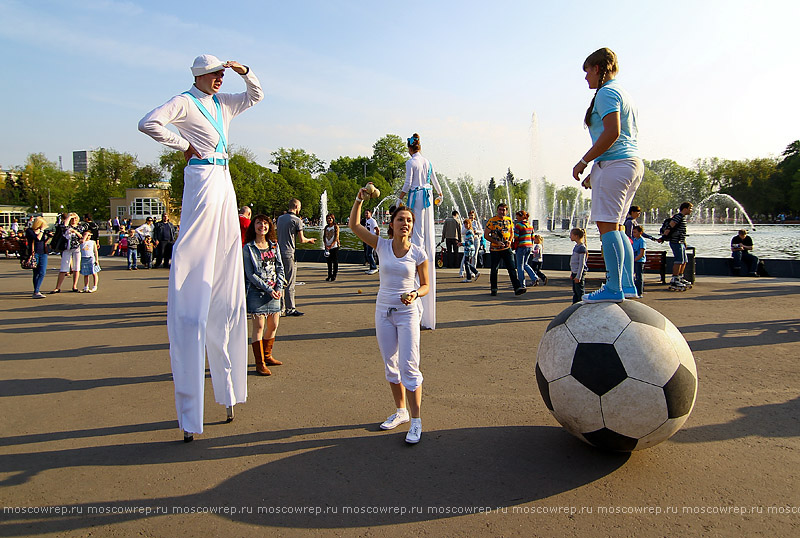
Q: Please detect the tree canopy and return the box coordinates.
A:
[5,138,800,223]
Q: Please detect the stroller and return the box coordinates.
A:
[435,241,446,268]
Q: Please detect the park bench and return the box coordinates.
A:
[586,249,667,283]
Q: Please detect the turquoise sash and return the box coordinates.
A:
[409,162,434,209]
[182,91,227,154]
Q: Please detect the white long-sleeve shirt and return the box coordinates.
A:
[138,70,263,157]
[403,153,442,195]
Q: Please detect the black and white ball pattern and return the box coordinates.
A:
[535,301,698,451]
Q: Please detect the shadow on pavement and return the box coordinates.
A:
[0,425,628,532]
[679,319,800,351]
[674,396,800,442]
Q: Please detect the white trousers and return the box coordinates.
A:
[589,157,644,225]
[375,305,423,391]
[408,196,436,330]
[60,248,80,273]
[167,163,248,435]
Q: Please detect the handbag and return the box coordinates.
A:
[21,255,37,270]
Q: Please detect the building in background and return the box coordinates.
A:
[110,187,173,227]
[72,150,95,174]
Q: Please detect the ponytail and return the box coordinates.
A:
[582,48,619,127]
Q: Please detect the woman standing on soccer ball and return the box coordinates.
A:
[572,47,643,303]
[350,189,430,444]
[397,133,443,329]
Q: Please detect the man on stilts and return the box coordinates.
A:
[138,54,263,442]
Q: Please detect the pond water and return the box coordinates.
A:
[299,224,800,260]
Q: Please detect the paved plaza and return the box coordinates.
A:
[1,256,798,536]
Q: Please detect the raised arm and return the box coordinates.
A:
[349,189,379,249]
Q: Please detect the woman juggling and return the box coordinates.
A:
[350,188,430,444]
[397,133,443,330]
[572,47,643,303]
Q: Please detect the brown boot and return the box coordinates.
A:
[262,337,283,366]
[252,340,271,376]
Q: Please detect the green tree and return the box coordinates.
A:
[72,148,140,218]
[715,158,778,215]
[776,141,800,212]
[504,167,516,187]
[270,147,326,175]
[329,155,373,180]
[645,159,711,206]
[632,168,672,213]
[14,153,73,212]
[0,171,26,205]
[159,150,187,211]
[371,134,407,189]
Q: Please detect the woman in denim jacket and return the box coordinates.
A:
[243,214,286,376]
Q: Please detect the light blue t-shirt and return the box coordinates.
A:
[631,236,646,263]
[588,79,639,161]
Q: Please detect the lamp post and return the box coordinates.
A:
[47,188,51,213]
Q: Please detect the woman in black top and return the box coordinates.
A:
[26,217,50,298]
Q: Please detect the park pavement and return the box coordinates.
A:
[0,255,799,537]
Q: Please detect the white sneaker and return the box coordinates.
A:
[405,419,422,444]
[366,269,378,275]
[90,286,97,293]
[380,411,409,430]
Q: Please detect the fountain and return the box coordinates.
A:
[568,189,580,227]
[461,176,478,216]
[503,176,512,213]
[319,190,328,227]
[441,177,461,215]
[527,111,545,225]
[455,180,469,215]
[696,192,756,229]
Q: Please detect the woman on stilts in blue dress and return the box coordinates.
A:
[397,133,443,329]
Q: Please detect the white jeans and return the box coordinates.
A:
[167,163,248,435]
[589,157,644,224]
[375,304,423,391]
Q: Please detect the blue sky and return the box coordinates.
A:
[1,0,797,187]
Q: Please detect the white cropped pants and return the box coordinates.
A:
[589,157,644,225]
[375,305,423,391]
[167,163,248,435]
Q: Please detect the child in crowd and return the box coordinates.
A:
[631,225,646,297]
[79,229,100,292]
[531,234,547,285]
[570,228,588,304]
[117,226,128,257]
[142,236,154,268]
[127,231,139,270]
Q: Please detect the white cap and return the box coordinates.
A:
[191,54,225,76]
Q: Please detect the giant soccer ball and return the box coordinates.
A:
[535,301,697,451]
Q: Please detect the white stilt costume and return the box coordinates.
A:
[403,153,441,330]
[138,56,263,434]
